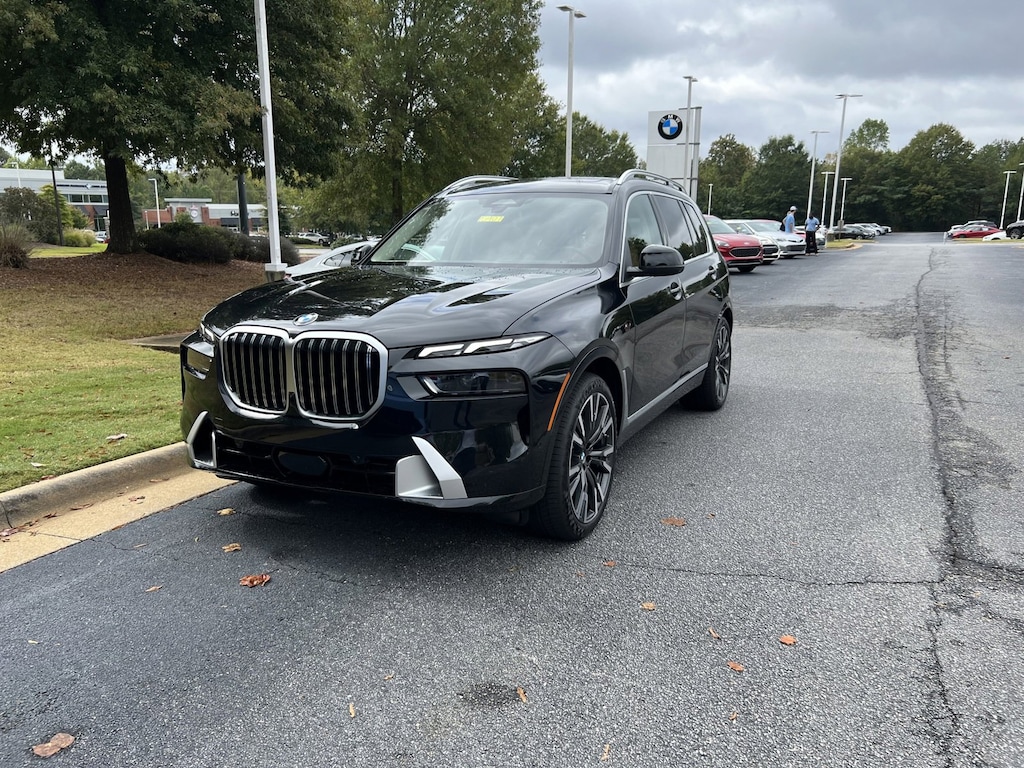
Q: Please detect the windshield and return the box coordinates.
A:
[369,194,609,268]
[739,220,783,234]
[704,216,737,235]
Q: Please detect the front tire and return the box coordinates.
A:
[1009,227,1023,240]
[684,317,732,411]
[530,374,616,541]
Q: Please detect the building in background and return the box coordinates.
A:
[144,199,267,231]
[0,167,109,229]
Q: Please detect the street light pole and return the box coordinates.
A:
[557,5,585,177]
[148,177,161,228]
[707,183,713,215]
[806,130,828,221]
[682,75,698,196]
[839,177,852,227]
[1000,170,1017,229]
[829,93,862,230]
[1016,162,1024,223]
[820,171,833,225]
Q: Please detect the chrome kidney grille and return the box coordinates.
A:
[220,326,387,422]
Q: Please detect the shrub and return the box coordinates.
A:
[0,221,32,268]
[237,234,300,266]
[63,229,97,247]
[138,223,299,266]
[139,221,232,264]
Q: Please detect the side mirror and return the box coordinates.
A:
[632,244,684,276]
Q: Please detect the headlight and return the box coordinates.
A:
[419,371,526,396]
[417,333,548,359]
[198,321,219,345]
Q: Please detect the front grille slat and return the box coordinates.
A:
[221,329,383,421]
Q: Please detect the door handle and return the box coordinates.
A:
[669,282,682,300]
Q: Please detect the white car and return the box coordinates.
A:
[725,218,806,258]
[982,230,1008,241]
[294,231,332,246]
[284,240,377,277]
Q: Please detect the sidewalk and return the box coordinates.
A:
[0,443,233,572]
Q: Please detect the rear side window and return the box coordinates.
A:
[652,196,697,261]
[622,194,662,267]
[681,201,712,257]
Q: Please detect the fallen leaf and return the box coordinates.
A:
[600,743,612,761]
[779,635,798,646]
[708,627,722,640]
[641,601,656,611]
[221,543,242,553]
[28,640,39,644]
[729,711,739,722]
[128,495,145,502]
[384,673,395,681]
[239,573,271,588]
[660,517,687,527]
[727,661,745,672]
[348,703,356,718]
[30,462,46,468]
[32,733,75,758]
[517,687,528,703]
[70,503,93,511]
[145,585,162,593]
[217,507,236,516]
[603,560,617,567]
[106,433,128,442]
[148,477,169,484]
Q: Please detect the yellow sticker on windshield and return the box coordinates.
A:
[478,215,504,222]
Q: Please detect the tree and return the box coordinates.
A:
[846,119,891,153]
[698,134,755,217]
[340,0,546,227]
[897,124,977,230]
[0,0,356,254]
[740,135,809,218]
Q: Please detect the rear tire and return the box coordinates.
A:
[530,374,616,541]
[684,317,732,411]
[1009,227,1023,240]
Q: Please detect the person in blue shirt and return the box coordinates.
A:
[783,206,797,234]
[804,213,820,254]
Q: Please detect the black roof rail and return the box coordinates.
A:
[614,169,685,193]
[437,175,516,196]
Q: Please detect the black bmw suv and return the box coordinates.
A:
[180,171,733,540]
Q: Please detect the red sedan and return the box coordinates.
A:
[705,215,764,272]
[947,224,1003,239]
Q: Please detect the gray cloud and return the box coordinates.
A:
[538,0,1024,158]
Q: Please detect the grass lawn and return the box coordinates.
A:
[0,248,264,493]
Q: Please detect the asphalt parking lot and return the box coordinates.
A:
[2,233,1023,767]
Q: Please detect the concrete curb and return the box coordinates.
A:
[0,443,192,531]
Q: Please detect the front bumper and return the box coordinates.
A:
[180,331,572,511]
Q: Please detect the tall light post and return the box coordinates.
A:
[682,75,698,196]
[557,5,585,177]
[839,177,852,227]
[1016,162,1024,223]
[148,177,161,228]
[820,170,834,225]
[707,183,713,215]
[829,93,862,230]
[806,130,828,221]
[1000,169,1017,229]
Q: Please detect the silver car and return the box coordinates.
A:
[725,219,806,258]
[284,239,377,278]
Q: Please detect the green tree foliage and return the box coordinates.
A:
[698,134,755,217]
[337,0,545,227]
[0,0,355,254]
[739,135,810,218]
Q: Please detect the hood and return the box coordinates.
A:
[202,265,602,348]
[712,233,761,248]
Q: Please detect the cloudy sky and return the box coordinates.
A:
[536,0,1024,162]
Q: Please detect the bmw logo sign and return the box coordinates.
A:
[294,313,319,326]
[658,114,682,141]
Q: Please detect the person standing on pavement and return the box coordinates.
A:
[783,205,797,234]
[804,213,820,254]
